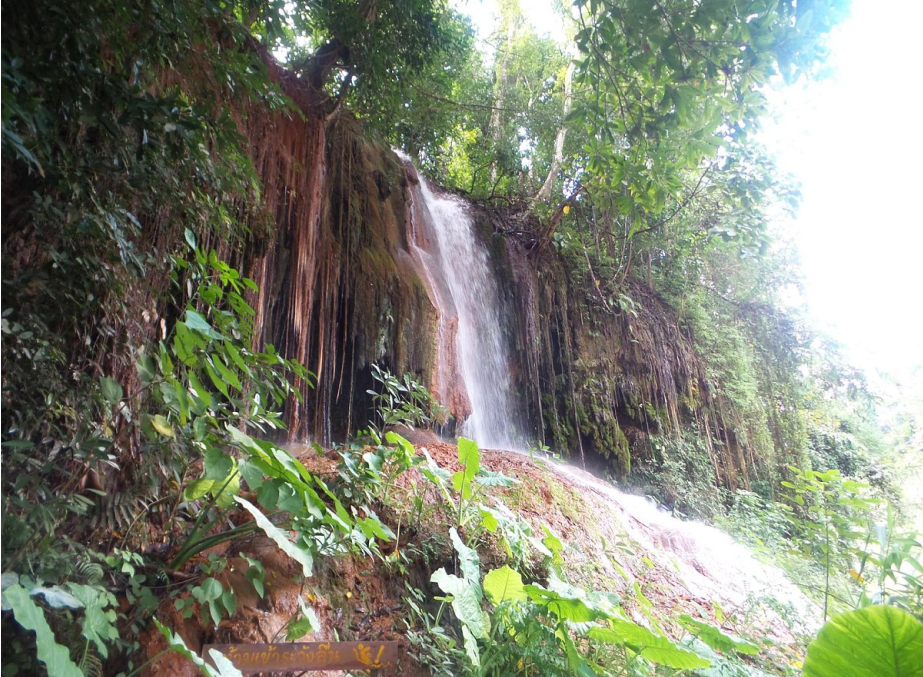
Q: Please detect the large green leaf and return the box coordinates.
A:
[450,528,481,588]
[184,310,225,340]
[678,614,760,655]
[68,583,119,659]
[453,437,481,499]
[99,376,123,405]
[235,496,314,577]
[524,583,599,623]
[430,568,489,639]
[483,566,527,605]
[803,606,923,677]
[589,618,710,670]
[4,585,84,677]
[461,625,481,667]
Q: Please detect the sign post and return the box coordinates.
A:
[203,641,400,674]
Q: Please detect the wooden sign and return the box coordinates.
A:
[203,641,400,673]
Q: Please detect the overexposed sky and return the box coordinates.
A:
[455,0,923,376]
[761,0,923,376]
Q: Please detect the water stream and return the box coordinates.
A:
[398,151,521,449]
[396,151,814,631]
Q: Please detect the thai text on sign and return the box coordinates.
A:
[203,641,400,673]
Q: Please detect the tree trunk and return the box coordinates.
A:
[488,22,516,185]
[535,60,575,203]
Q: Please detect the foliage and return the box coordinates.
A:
[1,571,120,677]
[854,506,923,616]
[417,438,784,677]
[366,364,448,440]
[0,0,887,674]
[802,605,923,677]
[634,430,723,519]
[567,0,847,220]
[153,619,244,677]
[417,437,517,531]
[781,466,880,618]
[719,489,790,551]
[2,582,84,677]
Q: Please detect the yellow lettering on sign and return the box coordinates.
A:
[354,643,387,669]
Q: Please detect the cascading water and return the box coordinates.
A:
[397,151,521,449]
[395,152,814,631]
[542,460,818,630]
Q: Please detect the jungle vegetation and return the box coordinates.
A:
[2,0,921,675]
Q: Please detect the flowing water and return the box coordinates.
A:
[396,151,814,630]
[398,151,521,449]
[541,459,817,630]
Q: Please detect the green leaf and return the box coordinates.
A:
[174,323,199,366]
[4,585,84,677]
[151,414,175,438]
[453,438,481,499]
[589,618,710,669]
[461,625,481,667]
[450,528,480,587]
[235,496,314,577]
[803,606,923,677]
[357,516,394,541]
[286,616,315,641]
[542,524,565,561]
[205,448,234,480]
[223,343,252,377]
[384,430,415,460]
[187,371,213,408]
[213,355,241,391]
[431,568,489,639]
[457,437,480,475]
[524,584,599,623]
[239,458,266,491]
[678,614,760,655]
[185,310,224,340]
[204,359,229,398]
[483,566,527,605]
[100,377,123,406]
[214,471,240,509]
[478,506,499,533]
[287,598,321,640]
[68,584,119,659]
[184,478,215,501]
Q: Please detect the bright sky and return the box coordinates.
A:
[456,0,923,377]
[761,0,923,377]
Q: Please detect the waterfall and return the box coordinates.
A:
[395,153,815,634]
[397,151,521,449]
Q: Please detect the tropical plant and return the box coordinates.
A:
[781,466,880,619]
[802,605,923,677]
[366,364,448,441]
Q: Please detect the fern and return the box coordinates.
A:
[79,646,103,677]
[75,559,104,586]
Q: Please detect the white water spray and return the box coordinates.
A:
[543,459,818,630]
[398,151,520,449]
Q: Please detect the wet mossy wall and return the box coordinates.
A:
[206,100,761,486]
[240,120,440,443]
[473,209,711,480]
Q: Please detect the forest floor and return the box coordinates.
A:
[142,438,810,677]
